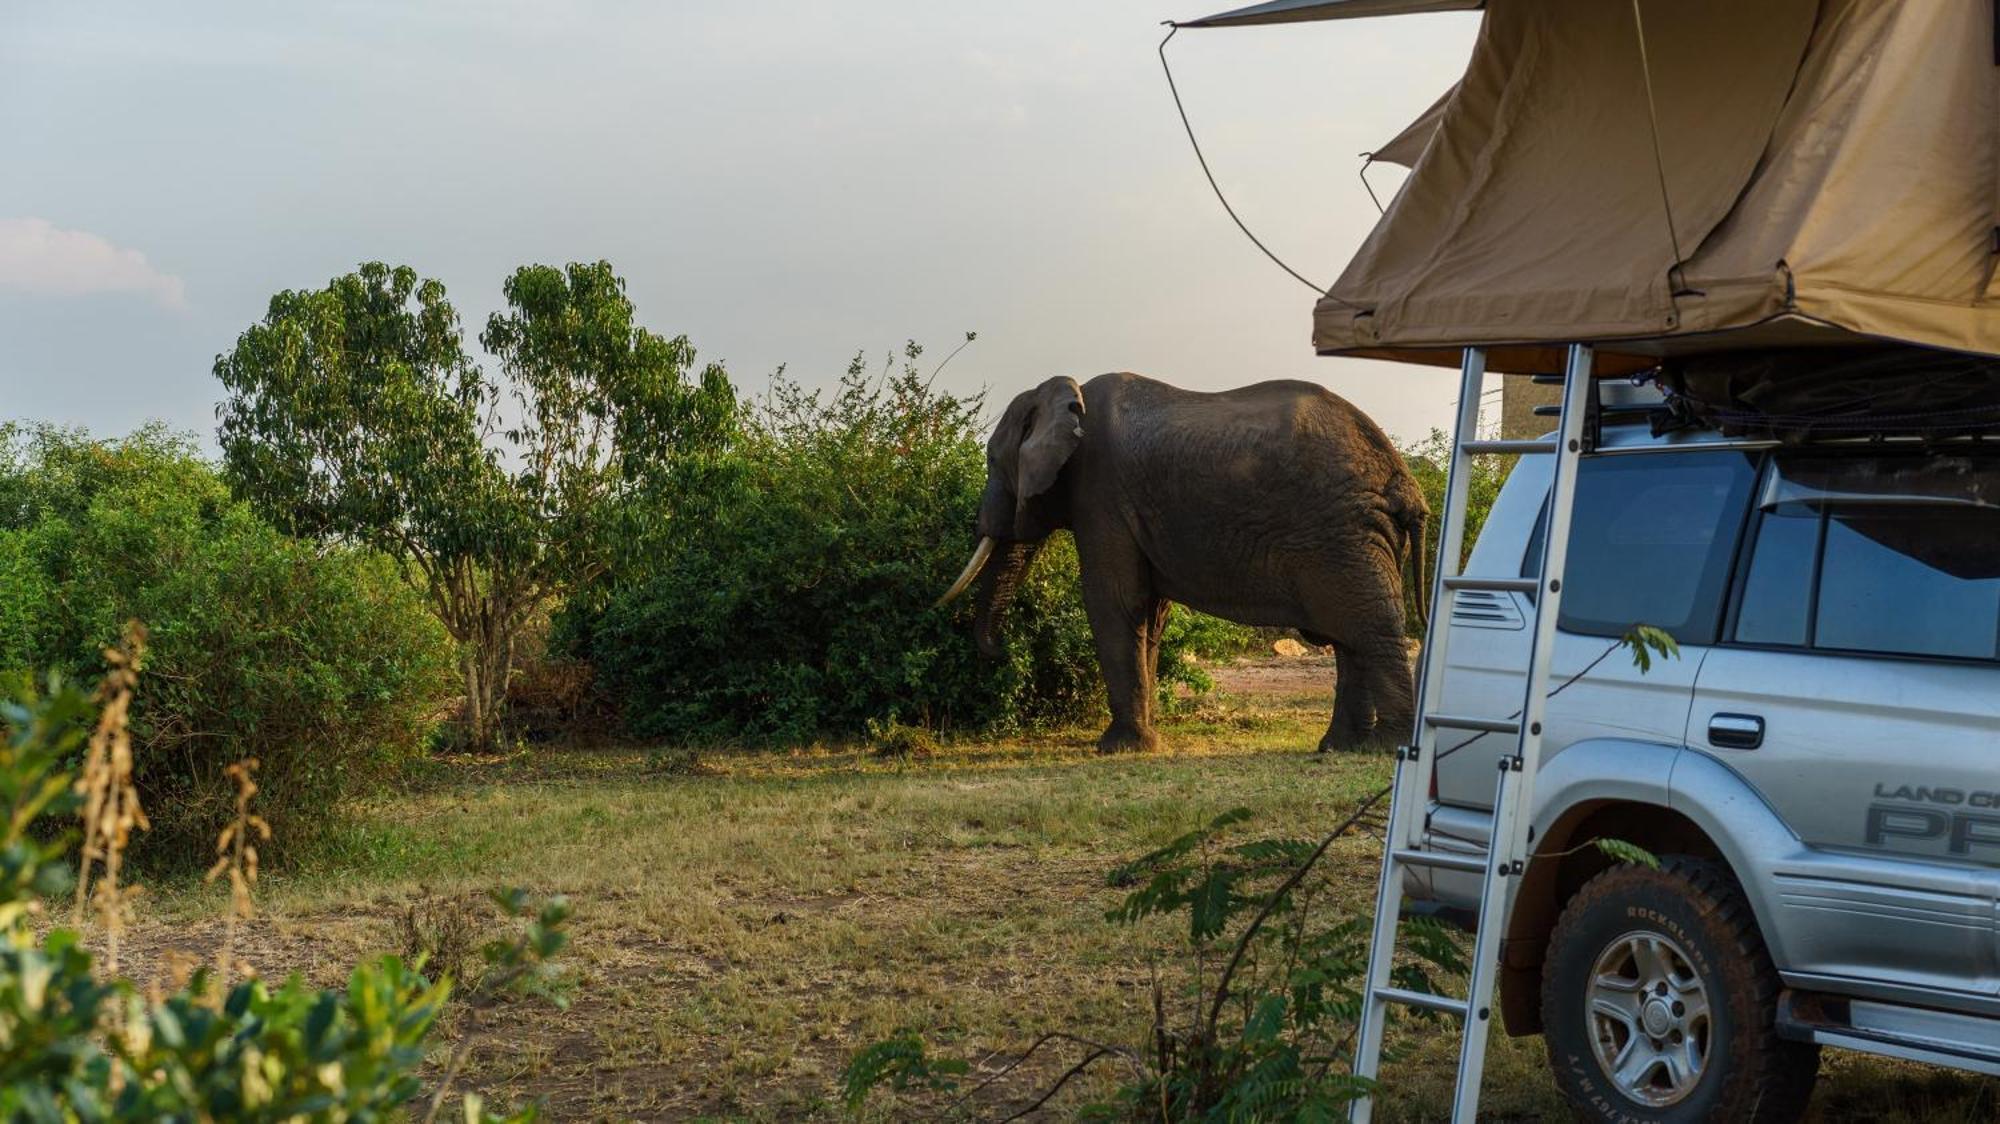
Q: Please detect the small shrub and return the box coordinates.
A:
[477,888,576,1010]
[842,1030,969,1111]
[398,891,486,990]
[642,745,713,776]
[870,720,940,760]
[0,426,455,863]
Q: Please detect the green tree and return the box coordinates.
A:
[215,261,735,747]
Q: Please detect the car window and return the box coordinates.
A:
[1818,510,2000,657]
[1522,451,1759,644]
[1733,455,2000,660]
[1734,502,1816,647]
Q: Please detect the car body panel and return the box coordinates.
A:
[1415,421,2000,1022]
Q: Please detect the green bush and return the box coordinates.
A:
[0,425,453,862]
[1398,428,1514,634]
[587,344,1232,745]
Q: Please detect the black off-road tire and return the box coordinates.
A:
[1541,855,1819,1123]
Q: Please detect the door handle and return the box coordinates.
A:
[1708,713,1764,750]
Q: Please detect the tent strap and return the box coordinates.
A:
[1628,0,1688,295]
[1157,24,1331,296]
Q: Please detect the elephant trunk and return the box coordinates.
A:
[973,541,1042,659]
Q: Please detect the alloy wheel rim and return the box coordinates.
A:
[1585,929,1712,1107]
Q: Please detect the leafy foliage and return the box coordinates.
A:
[1620,624,1681,674]
[215,261,737,747]
[589,343,1232,745]
[1397,429,1514,634]
[1092,805,1459,1122]
[0,674,569,1121]
[1593,838,1662,870]
[0,425,452,862]
[841,1030,970,1112]
[477,887,575,1009]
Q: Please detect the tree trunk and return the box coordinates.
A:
[461,645,490,749]
[459,607,520,750]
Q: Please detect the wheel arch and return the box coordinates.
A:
[1499,799,1723,1036]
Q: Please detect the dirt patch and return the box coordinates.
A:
[1209,654,1335,701]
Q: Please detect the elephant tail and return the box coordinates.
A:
[1403,508,1429,636]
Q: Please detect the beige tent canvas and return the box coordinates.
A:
[1183,0,2000,374]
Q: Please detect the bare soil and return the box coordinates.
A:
[1208,651,1336,702]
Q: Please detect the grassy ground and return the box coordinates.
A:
[119,655,1996,1122]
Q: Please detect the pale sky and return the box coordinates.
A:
[0,1,1480,446]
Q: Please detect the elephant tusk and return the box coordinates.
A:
[936,537,996,607]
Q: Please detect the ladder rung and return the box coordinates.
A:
[1543,402,1665,420]
[1375,986,1470,1017]
[1441,576,1539,594]
[1391,847,1489,874]
[1425,713,1521,735]
[1462,439,1557,455]
[1529,373,1566,385]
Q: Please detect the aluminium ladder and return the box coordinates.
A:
[1350,343,1596,1123]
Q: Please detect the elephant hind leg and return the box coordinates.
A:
[1360,634,1416,747]
[1321,644,1376,752]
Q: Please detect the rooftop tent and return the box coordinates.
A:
[1365,82,1452,169]
[1179,0,2000,374]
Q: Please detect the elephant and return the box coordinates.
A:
[938,372,1429,754]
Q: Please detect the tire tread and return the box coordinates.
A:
[1541,854,1818,1122]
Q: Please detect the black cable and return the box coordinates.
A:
[1629,0,1690,301]
[1429,633,1636,770]
[1158,24,1329,297]
[1358,154,1387,215]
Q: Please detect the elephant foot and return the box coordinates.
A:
[1318,729,1363,753]
[1319,714,1367,753]
[1098,722,1159,755]
[1322,725,1411,754]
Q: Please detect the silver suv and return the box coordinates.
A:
[1412,402,2000,1120]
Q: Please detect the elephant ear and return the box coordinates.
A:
[1015,377,1086,500]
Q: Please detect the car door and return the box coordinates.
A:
[1436,448,1757,808]
[1689,453,2000,998]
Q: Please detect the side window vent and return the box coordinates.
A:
[1452,589,1525,630]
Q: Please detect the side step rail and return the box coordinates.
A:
[1350,343,1595,1123]
[1777,992,2000,1079]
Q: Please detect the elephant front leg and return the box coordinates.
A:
[1083,579,1161,755]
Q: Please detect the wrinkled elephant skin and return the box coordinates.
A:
[946,373,1428,755]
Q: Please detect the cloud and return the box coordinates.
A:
[0,218,187,309]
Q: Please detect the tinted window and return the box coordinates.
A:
[1732,455,2000,660]
[1817,511,2000,657]
[1523,451,1759,643]
[1734,503,1816,647]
